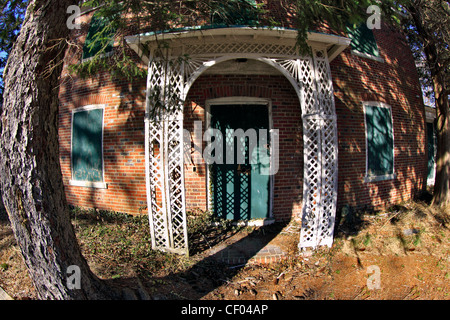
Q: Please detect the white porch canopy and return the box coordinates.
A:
[126,27,351,255]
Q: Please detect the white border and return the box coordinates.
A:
[351,49,384,63]
[205,97,274,221]
[426,121,437,186]
[363,101,396,183]
[69,104,108,189]
[81,51,114,63]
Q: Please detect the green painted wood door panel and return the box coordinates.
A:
[210,104,270,220]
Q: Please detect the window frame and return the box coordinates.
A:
[69,104,108,189]
[363,101,396,183]
[426,120,437,185]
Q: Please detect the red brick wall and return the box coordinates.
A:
[58,21,427,218]
[59,73,148,215]
[331,26,427,212]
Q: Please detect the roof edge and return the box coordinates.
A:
[125,26,351,64]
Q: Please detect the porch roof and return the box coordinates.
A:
[125,26,351,65]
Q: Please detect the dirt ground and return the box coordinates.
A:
[1,200,450,300]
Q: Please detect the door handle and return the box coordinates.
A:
[237,164,251,175]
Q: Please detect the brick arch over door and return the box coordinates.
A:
[190,81,276,100]
[184,74,304,222]
[145,43,338,255]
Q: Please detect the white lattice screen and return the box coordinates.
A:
[145,41,338,254]
[146,52,189,255]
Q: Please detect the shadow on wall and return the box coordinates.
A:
[331,35,427,214]
[59,62,148,215]
[57,14,152,215]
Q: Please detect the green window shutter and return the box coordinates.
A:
[347,23,380,58]
[72,108,104,182]
[365,105,394,177]
[211,0,258,27]
[82,14,115,60]
[427,122,436,180]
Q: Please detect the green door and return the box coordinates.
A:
[210,105,270,221]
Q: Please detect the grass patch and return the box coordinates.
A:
[71,207,191,280]
[336,200,450,256]
[71,207,240,281]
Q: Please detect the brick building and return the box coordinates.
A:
[58,2,427,252]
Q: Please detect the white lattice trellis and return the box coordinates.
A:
[145,40,339,254]
[146,50,189,255]
[298,49,339,249]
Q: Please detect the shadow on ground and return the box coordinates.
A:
[145,222,290,300]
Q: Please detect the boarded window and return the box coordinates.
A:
[347,23,380,58]
[427,122,436,181]
[365,104,394,178]
[72,108,104,182]
[82,14,115,60]
[211,0,258,26]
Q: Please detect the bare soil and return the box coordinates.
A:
[1,200,450,300]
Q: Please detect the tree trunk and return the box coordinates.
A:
[0,0,123,299]
[408,2,450,207]
[431,73,450,207]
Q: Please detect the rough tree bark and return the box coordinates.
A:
[408,2,450,207]
[0,0,127,299]
[431,69,450,207]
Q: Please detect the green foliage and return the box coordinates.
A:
[69,49,147,82]
[69,1,148,82]
[293,0,405,55]
[71,207,174,278]
[72,0,406,80]
[0,0,26,54]
[187,208,214,236]
[70,206,241,278]
[67,0,410,121]
[81,14,116,60]
[211,0,261,27]
[400,1,450,106]
[70,0,268,84]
